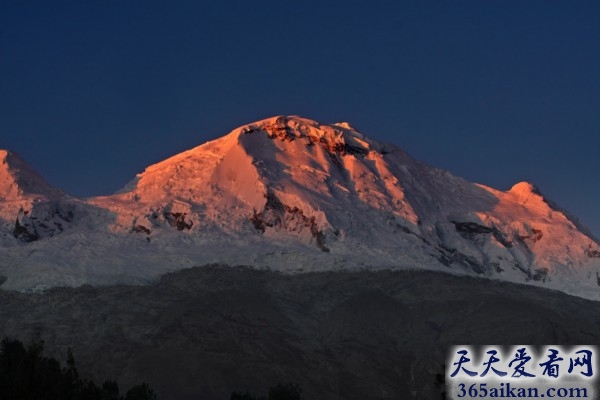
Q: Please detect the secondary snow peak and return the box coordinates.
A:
[509,181,541,196]
[0,149,63,201]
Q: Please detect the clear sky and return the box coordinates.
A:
[1,1,599,234]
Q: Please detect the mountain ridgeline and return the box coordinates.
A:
[1,116,599,299]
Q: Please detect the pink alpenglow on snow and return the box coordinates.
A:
[0,116,599,300]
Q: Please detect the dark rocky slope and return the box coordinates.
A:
[1,266,599,400]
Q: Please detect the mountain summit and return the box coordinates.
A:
[1,116,599,298]
[0,150,73,243]
[0,150,63,202]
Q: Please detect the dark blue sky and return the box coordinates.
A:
[1,1,599,234]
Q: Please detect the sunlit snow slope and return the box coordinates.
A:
[1,116,600,298]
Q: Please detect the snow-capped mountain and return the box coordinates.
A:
[0,149,76,242]
[1,116,600,298]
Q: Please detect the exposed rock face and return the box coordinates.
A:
[1,266,600,400]
[250,190,329,252]
[164,212,193,231]
[451,221,512,247]
[245,116,372,157]
[13,217,40,242]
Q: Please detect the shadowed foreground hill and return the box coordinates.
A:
[1,266,600,400]
[0,338,157,400]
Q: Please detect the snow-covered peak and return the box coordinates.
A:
[333,122,358,130]
[237,116,379,156]
[509,181,539,194]
[0,149,62,201]
[2,117,600,301]
[0,150,76,244]
[508,181,541,202]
